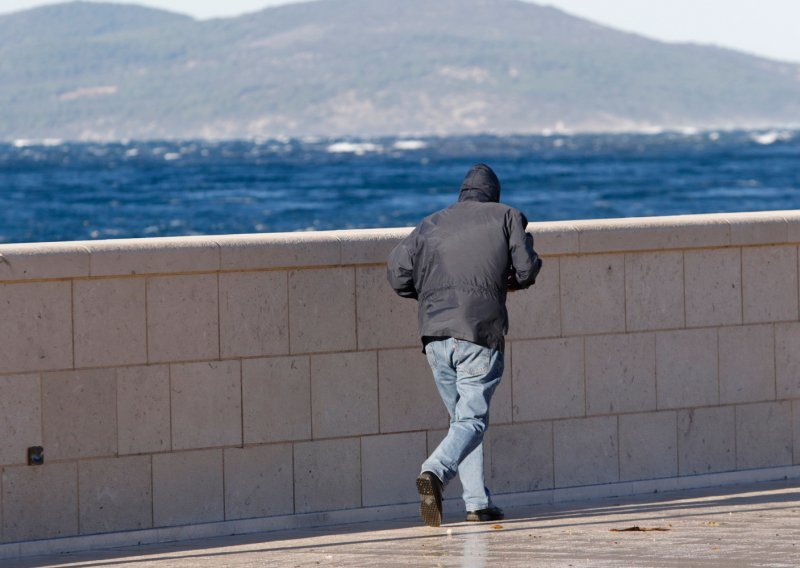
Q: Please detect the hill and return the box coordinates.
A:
[1,0,799,139]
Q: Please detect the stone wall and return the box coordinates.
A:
[2,211,800,556]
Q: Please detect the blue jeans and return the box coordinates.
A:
[421,338,503,512]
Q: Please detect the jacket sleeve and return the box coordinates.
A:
[507,210,542,290]
[387,229,419,299]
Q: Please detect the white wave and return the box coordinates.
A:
[678,127,699,136]
[42,138,63,146]
[708,132,721,141]
[751,130,792,145]
[164,152,181,161]
[753,131,779,145]
[393,140,427,151]
[326,142,382,155]
[13,139,34,148]
[125,148,139,157]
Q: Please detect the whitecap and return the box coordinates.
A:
[164,153,181,161]
[326,142,382,155]
[13,139,34,148]
[42,138,63,146]
[752,131,779,145]
[125,148,139,157]
[393,140,427,151]
[708,132,720,141]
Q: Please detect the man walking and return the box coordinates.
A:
[387,163,542,527]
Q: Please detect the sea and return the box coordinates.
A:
[0,129,798,244]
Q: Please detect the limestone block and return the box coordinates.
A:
[735,401,792,470]
[224,444,294,520]
[684,248,742,327]
[677,406,735,475]
[289,267,356,353]
[361,432,427,506]
[656,328,718,409]
[528,221,580,256]
[152,449,224,527]
[426,428,491,501]
[512,337,584,422]
[794,401,800,465]
[489,422,554,494]
[0,281,72,374]
[2,463,78,542]
[560,254,625,336]
[84,236,220,277]
[73,278,147,367]
[553,416,618,487]
[42,368,117,460]
[507,257,561,340]
[336,228,411,265]
[0,242,89,281]
[728,212,788,246]
[311,352,378,439]
[719,325,775,404]
[574,215,729,254]
[294,438,361,513]
[776,323,800,398]
[625,251,685,331]
[0,374,41,466]
[170,361,242,450]
[787,212,800,244]
[355,266,419,350]
[78,455,152,534]
[585,333,656,415]
[117,365,171,455]
[242,356,311,444]
[742,245,798,323]
[378,349,448,433]
[619,412,677,482]
[783,212,800,238]
[146,274,219,363]
[219,271,289,358]
[216,232,341,271]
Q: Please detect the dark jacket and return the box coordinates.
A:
[387,164,542,352]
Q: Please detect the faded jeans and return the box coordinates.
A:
[421,338,503,512]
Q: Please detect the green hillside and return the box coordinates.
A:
[1,0,799,139]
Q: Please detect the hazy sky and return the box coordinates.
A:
[2,0,799,63]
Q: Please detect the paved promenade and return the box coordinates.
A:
[7,480,800,567]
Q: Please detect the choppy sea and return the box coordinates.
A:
[0,130,798,244]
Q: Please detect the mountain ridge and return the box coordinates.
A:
[1,0,798,140]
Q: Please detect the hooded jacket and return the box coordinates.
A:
[387,164,542,352]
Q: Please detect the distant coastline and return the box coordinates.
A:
[2,0,799,141]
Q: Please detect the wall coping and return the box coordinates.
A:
[2,210,799,281]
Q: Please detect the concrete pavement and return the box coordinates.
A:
[6,479,800,567]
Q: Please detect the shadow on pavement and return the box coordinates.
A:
[7,478,800,568]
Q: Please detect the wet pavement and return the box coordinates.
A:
[7,479,800,567]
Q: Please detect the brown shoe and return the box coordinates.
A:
[416,472,443,527]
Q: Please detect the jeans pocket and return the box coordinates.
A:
[458,343,492,376]
[424,343,438,369]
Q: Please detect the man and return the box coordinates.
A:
[387,163,542,527]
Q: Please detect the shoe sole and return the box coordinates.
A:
[466,514,505,522]
[416,476,442,527]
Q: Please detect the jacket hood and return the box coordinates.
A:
[458,163,501,203]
